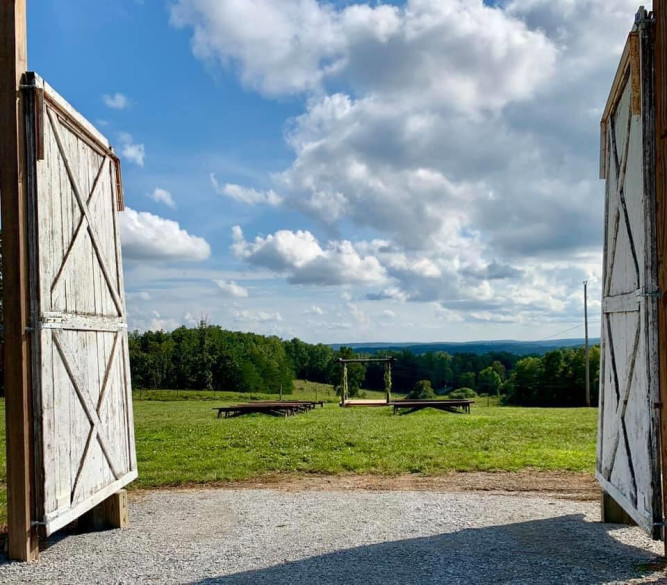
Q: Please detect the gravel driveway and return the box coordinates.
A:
[0,488,663,584]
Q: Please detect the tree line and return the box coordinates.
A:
[129,323,293,394]
[128,324,600,407]
[502,345,601,407]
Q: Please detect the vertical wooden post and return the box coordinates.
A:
[601,490,636,526]
[0,0,38,561]
[78,490,129,532]
[342,363,348,405]
[384,360,392,404]
[654,0,667,553]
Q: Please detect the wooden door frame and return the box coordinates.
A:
[654,0,667,553]
[0,0,39,562]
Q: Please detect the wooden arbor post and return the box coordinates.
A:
[0,0,39,561]
[341,363,348,405]
[384,360,392,404]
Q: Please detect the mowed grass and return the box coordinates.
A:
[0,382,598,526]
[133,399,596,488]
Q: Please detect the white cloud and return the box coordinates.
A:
[210,175,282,206]
[171,0,641,331]
[133,311,181,332]
[170,0,554,107]
[347,302,368,325]
[118,132,145,166]
[305,305,325,316]
[170,0,346,95]
[232,309,283,323]
[103,92,130,110]
[147,188,176,209]
[120,207,211,261]
[231,226,387,286]
[214,279,249,298]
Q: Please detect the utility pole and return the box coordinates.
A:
[584,281,591,407]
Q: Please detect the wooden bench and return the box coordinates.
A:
[213,400,324,419]
[390,399,473,415]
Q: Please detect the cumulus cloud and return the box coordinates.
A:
[231,226,387,286]
[169,0,554,105]
[172,0,642,328]
[118,133,145,166]
[214,279,249,298]
[103,92,130,110]
[211,175,282,206]
[120,208,211,261]
[147,188,176,209]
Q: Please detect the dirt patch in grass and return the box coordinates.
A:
[138,470,599,502]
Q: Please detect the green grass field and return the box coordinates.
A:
[0,381,598,527]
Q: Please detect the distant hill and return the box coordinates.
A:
[329,338,600,356]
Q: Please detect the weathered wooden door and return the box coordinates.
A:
[24,73,137,536]
[598,15,662,537]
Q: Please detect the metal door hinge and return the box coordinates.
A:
[635,288,662,299]
[39,312,63,330]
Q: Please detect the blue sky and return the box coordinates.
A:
[27,0,644,343]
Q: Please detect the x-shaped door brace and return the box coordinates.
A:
[601,96,640,504]
[54,331,123,503]
[46,108,123,317]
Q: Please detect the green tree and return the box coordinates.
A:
[408,379,436,399]
[491,360,506,381]
[459,371,476,390]
[506,357,543,405]
[477,367,501,396]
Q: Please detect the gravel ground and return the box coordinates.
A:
[0,488,664,584]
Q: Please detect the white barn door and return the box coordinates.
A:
[597,18,662,537]
[24,73,137,536]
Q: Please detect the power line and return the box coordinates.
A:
[537,321,601,343]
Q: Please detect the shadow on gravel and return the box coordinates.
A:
[190,514,662,585]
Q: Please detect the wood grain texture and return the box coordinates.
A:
[0,0,39,561]
[639,10,663,542]
[601,490,637,526]
[654,0,667,549]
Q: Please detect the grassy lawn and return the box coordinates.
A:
[0,382,598,526]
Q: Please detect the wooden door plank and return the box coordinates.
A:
[639,11,663,540]
[603,291,641,313]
